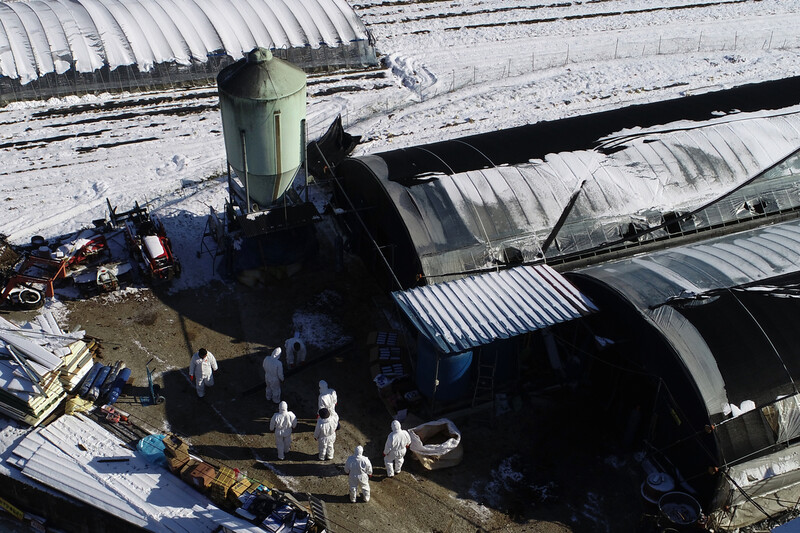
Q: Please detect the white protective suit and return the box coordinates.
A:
[269,401,297,460]
[189,350,217,398]
[318,380,338,416]
[344,445,373,502]
[284,335,306,367]
[262,348,284,404]
[383,420,411,477]
[313,410,337,460]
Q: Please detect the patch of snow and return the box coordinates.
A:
[604,455,627,469]
[456,495,493,522]
[291,290,353,352]
[578,492,609,532]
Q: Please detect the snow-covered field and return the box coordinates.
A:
[2,0,800,292]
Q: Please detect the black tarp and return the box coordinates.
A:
[307,116,360,180]
[568,219,800,507]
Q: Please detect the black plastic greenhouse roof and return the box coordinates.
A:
[571,216,800,425]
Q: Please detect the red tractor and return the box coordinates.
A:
[108,200,181,282]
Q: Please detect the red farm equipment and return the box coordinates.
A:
[107,200,181,282]
[0,230,113,309]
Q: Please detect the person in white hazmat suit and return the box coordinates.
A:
[383,420,411,477]
[189,348,218,398]
[313,407,337,460]
[344,445,373,502]
[318,380,339,429]
[269,401,297,460]
[262,348,284,404]
[284,334,306,368]
[318,380,338,415]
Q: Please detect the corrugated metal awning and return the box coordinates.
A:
[392,264,598,354]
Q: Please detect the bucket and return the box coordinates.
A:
[658,491,701,528]
[641,472,675,504]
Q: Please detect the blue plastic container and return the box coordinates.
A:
[415,339,473,403]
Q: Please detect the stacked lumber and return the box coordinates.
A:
[60,339,99,393]
[0,311,88,426]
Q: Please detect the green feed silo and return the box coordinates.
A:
[217,48,307,210]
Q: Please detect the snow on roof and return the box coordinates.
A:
[5,412,263,532]
[392,264,597,354]
[0,0,371,84]
[359,106,800,283]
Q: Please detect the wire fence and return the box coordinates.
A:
[346,27,800,126]
[416,28,800,101]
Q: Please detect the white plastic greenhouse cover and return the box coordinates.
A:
[0,0,370,84]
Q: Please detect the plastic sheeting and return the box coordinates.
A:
[573,218,800,419]
[709,446,800,530]
[572,219,800,311]
[0,0,371,84]
[340,107,800,285]
[764,394,800,444]
[572,216,800,491]
[408,418,463,470]
[649,305,728,418]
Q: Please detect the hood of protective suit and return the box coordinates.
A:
[279,401,287,413]
[391,420,401,432]
[319,380,328,392]
[355,445,363,456]
[272,347,282,358]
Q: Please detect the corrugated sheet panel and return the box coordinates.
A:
[392,264,597,354]
[0,0,370,83]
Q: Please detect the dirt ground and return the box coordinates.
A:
[6,221,647,533]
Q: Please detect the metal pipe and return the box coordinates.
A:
[227,163,233,207]
[302,118,308,204]
[273,111,283,202]
[240,130,250,214]
[7,345,44,395]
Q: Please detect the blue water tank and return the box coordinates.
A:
[416,339,473,403]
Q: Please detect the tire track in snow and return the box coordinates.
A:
[4,197,109,243]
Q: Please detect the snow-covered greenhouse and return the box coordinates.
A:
[0,0,376,102]
[332,77,800,290]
